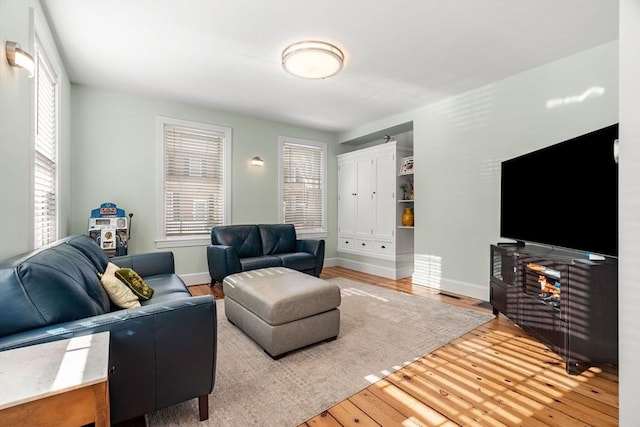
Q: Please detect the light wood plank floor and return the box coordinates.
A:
[191,266,619,427]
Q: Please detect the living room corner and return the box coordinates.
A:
[1,0,637,425]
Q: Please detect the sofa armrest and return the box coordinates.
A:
[111,251,175,276]
[0,295,216,424]
[297,239,325,277]
[207,245,242,284]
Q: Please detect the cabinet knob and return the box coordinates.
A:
[345,240,349,244]
[352,193,357,196]
[381,245,386,249]
[362,243,366,246]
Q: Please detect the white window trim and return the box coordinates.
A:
[155,116,232,248]
[278,136,328,238]
[30,10,62,249]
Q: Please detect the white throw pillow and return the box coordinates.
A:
[100,261,141,308]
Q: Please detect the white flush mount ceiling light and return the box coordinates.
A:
[282,41,344,79]
[5,41,35,78]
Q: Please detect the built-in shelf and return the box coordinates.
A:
[398,226,414,229]
[398,200,414,203]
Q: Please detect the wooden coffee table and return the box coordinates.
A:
[0,332,110,426]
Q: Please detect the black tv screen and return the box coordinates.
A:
[500,123,618,257]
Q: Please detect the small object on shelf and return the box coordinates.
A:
[400,156,414,174]
[399,182,409,200]
[399,178,413,200]
[399,182,408,200]
[383,134,396,143]
[527,263,560,278]
[402,207,414,226]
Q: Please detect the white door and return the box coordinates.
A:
[373,150,395,240]
[355,156,374,236]
[337,159,357,235]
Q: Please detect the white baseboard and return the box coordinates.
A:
[179,257,423,289]
[412,275,488,301]
[323,257,340,267]
[336,258,412,280]
[412,253,488,300]
[180,261,342,286]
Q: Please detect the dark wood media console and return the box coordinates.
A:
[490,244,618,375]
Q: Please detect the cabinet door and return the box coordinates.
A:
[337,159,357,235]
[355,157,374,236]
[373,151,395,240]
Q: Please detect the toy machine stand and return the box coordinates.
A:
[88,202,133,257]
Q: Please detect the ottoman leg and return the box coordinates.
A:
[267,349,288,360]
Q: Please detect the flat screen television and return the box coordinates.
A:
[500,123,619,257]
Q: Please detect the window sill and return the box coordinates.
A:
[155,236,210,249]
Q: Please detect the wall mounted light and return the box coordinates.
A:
[282,40,344,79]
[5,41,35,78]
[251,156,264,166]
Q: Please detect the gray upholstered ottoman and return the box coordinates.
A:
[222,267,341,358]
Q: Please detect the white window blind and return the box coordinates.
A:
[281,140,326,234]
[33,41,58,249]
[163,123,226,237]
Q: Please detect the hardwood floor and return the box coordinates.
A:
[191,266,619,427]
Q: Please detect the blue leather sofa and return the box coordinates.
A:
[0,235,216,423]
[206,224,325,284]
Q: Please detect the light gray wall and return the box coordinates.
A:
[1,0,636,419]
[618,1,639,425]
[70,85,338,277]
[340,41,619,300]
[0,0,71,260]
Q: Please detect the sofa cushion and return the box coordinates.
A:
[240,256,282,271]
[65,234,110,273]
[140,274,192,305]
[115,268,155,300]
[275,252,317,272]
[0,243,110,338]
[211,225,262,258]
[259,224,296,255]
[100,262,141,308]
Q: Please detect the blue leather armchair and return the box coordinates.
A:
[0,235,216,423]
[206,224,325,284]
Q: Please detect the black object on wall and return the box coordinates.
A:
[500,123,619,257]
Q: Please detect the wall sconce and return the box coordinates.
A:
[251,156,264,166]
[5,41,35,78]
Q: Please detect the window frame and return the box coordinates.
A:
[31,15,61,249]
[155,116,231,248]
[278,136,328,238]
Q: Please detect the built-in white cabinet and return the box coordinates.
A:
[337,141,413,261]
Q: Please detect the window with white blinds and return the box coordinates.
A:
[279,137,327,235]
[33,38,59,249]
[158,118,230,244]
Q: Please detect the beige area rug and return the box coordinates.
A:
[146,277,494,427]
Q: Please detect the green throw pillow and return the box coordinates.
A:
[115,268,154,300]
[99,262,141,308]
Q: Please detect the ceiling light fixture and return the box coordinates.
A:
[282,40,344,79]
[5,41,35,78]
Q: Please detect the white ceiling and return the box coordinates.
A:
[42,0,619,134]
